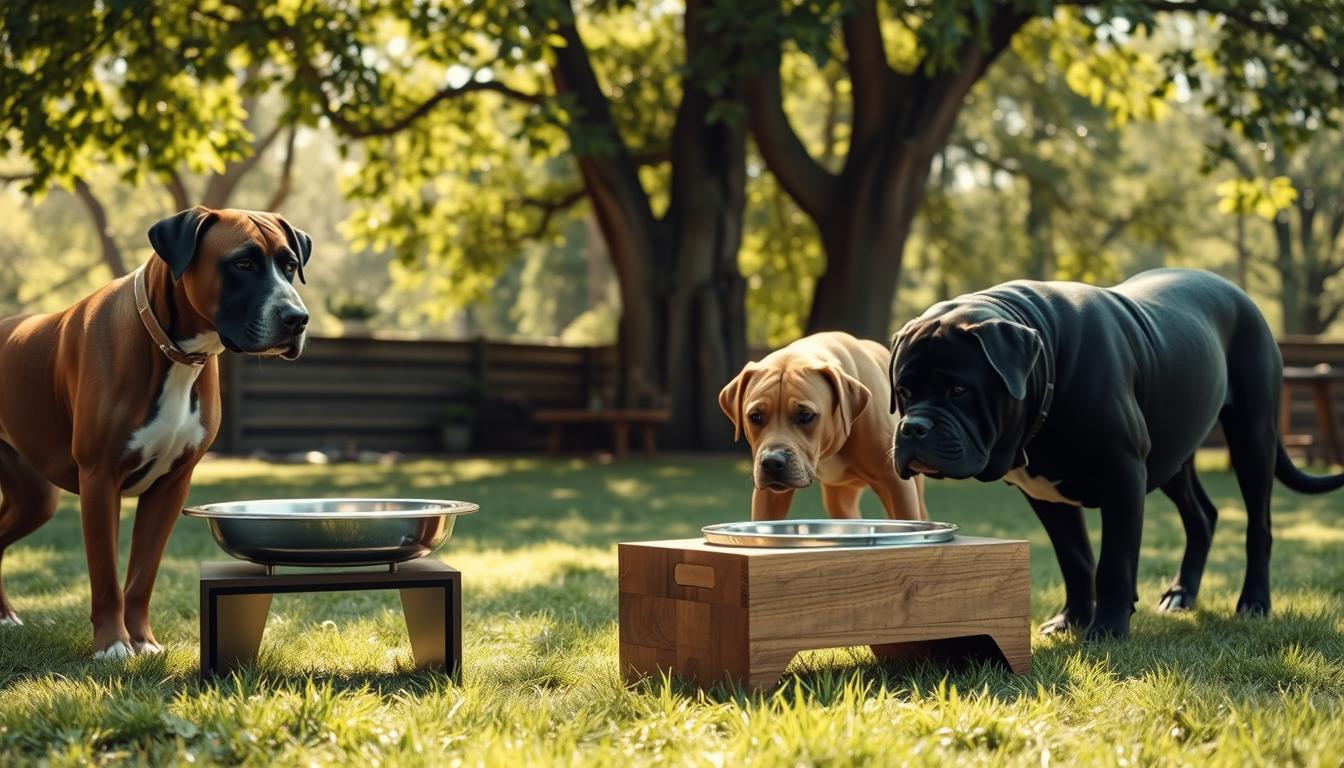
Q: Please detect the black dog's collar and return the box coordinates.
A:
[976,291,1055,448]
[1024,380,1054,446]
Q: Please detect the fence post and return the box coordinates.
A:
[474,337,490,409]
[584,346,599,407]
[219,353,243,454]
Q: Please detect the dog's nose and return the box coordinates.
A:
[898,415,933,440]
[760,449,790,473]
[278,305,309,332]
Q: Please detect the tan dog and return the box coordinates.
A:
[0,207,311,658]
[719,331,926,521]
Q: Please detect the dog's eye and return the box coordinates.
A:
[796,410,815,425]
[282,261,298,279]
[747,411,764,425]
[896,386,912,403]
[233,260,254,271]
[948,384,968,397]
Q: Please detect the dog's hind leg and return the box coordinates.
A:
[1157,459,1218,612]
[1220,403,1277,617]
[0,440,60,625]
[1026,495,1096,635]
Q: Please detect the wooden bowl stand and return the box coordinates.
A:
[619,536,1030,691]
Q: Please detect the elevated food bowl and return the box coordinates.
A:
[183,498,478,568]
[701,519,957,548]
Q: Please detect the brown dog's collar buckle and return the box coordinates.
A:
[160,343,208,367]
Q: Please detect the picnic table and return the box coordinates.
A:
[533,408,672,460]
[1281,364,1344,465]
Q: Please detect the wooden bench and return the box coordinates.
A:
[533,408,672,459]
[1282,364,1344,465]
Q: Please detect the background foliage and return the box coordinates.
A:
[2,0,1342,345]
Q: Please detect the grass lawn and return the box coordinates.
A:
[1,453,1342,766]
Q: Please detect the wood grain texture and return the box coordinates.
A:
[619,537,1030,691]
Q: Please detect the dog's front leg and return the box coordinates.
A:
[751,488,794,521]
[1089,472,1147,640]
[821,484,863,519]
[78,474,133,657]
[124,469,193,654]
[1027,496,1095,635]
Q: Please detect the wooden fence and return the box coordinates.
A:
[214,335,1344,455]
[217,336,616,454]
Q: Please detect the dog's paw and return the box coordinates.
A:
[1235,595,1271,617]
[1082,620,1130,642]
[1039,613,1077,636]
[1157,585,1196,612]
[1039,603,1093,636]
[132,639,165,655]
[0,612,22,627]
[93,640,136,660]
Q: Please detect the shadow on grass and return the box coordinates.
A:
[3,455,1343,709]
[663,602,1344,711]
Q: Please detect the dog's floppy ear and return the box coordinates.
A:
[815,364,871,442]
[963,318,1043,401]
[888,317,925,414]
[273,215,312,284]
[147,207,219,281]
[719,361,763,442]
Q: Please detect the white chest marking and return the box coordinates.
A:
[1004,466,1081,507]
[122,333,218,496]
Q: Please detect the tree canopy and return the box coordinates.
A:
[3,0,1344,447]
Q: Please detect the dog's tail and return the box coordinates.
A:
[1275,442,1344,493]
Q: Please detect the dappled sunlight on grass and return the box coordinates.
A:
[602,477,655,500]
[0,454,1341,763]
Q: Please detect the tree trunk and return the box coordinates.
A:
[548,10,660,413]
[806,135,933,340]
[795,156,924,338]
[1302,266,1331,334]
[73,180,127,277]
[1026,180,1055,281]
[1234,214,1248,289]
[1274,212,1302,334]
[547,0,747,449]
[661,6,748,447]
[749,4,1028,342]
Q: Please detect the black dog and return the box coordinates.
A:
[889,268,1344,639]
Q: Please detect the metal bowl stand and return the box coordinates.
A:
[199,559,461,679]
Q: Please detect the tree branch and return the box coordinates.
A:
[743,45,838,220]
[73,180,128,277]
[907,8,1031,154]
[1321,300,1343,331]
[264,124,299,211]
[201,119,286,208]
[843,0,891,145]
[0,172,35,185]
[521,187,587,239]
[163,170,192,210]
[18,256,105,308]
[1128,0,1344,77]
[547,6,657,235]
[302,59,543,139]
[1328,203,1344,246]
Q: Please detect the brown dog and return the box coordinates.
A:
[0,207,311,658]
[719,331,926,521]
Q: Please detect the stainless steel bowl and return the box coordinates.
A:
[702,519,957,548]
[182,498,478,567]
